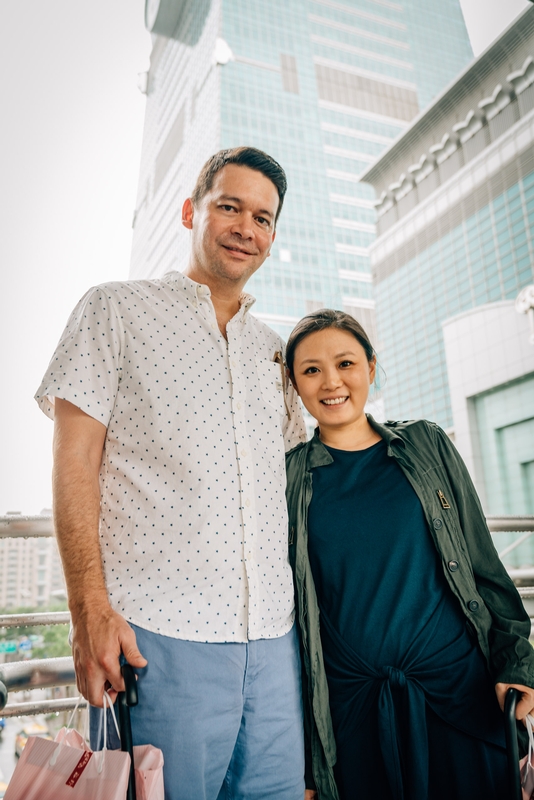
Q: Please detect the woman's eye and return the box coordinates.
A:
[339,360,353,368]
[304,367,319,374]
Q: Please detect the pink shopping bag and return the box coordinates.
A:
[4,693,130,800]
[520,714,534,800]
[132,744,164,800]
[3,733,131,800]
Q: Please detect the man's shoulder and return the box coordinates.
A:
[79,273,182,314]
[94,274,173,299]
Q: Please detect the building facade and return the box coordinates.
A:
[360,6,534,516]
[0,515,65,610]
[131,0,472,346]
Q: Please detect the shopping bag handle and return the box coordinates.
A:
[118,663,138,800]
[504,687,522,800]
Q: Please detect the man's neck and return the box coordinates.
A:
[184,266,245,338]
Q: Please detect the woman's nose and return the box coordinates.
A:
[322,369,342,389]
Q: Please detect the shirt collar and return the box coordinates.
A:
[305,413,405,470]
[164,271,256,318]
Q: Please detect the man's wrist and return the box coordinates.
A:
[69,592,112,622]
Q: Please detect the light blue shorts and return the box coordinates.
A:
[90,623,305,800]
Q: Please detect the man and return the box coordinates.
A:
[35,147,307,799]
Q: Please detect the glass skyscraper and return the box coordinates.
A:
[360,6,534,521]
[131,0,472,348]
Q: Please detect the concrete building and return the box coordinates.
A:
[360,6,534,517]
[130,0,472,346]
[0,515,65,610]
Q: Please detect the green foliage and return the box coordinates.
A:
[0,602,71,659]
[36,624,71,658]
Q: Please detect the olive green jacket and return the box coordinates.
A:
[286,416,534,800]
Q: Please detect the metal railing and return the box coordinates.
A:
[0,513,533,716]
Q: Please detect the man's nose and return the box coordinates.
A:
[230,212,254,239]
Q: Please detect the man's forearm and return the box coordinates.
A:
[53,454,109,616]
[51,399,147,704]
[52,398,110,618]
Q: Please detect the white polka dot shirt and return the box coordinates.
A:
[35,271,307,642]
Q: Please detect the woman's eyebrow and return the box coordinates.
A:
[299,351,356,365]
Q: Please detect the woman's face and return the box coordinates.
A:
[292,327,376,434]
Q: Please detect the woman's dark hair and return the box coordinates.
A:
[191,146,287,223]
[286,309,375,379]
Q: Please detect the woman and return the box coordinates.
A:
[284,309,534,800]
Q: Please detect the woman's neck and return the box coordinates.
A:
[318,416,382,451]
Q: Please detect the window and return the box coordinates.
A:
[316,64,418,121]
[280,54,299,94]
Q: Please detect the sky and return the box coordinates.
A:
[0,0,531,514]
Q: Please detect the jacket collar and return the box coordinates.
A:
[305,414,405,470]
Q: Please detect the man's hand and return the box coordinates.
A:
[71,605,147,707]
[495,682,534,720]
[304,791,317,799]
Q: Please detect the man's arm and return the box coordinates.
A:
[53,398,147,706]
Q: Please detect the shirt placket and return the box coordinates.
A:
[226,318,261,640]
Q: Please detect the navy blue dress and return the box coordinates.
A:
[308,439,507,800]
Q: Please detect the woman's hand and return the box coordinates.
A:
[305,791,318,799]
[495,682,534,720]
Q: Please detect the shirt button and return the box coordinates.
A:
[467,600,479,612]
[245,499,251,508]
[433,518,443,530]
[241,450,247,457]
[211,323,217,330]
[231,360,237,367]
[448,560,459,572]
[236,402,242,410]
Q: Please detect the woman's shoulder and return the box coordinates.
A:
[379,417,449,450]
[380,417,438,436]
[285,440,310,464]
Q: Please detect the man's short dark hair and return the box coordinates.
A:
[191,147,287,223]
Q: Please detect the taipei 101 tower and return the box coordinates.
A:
[130,0,472,344]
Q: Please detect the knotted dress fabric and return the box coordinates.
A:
[308,440,505,799]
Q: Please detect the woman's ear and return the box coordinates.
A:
[369,355,377,384]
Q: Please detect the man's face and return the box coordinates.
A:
[182,164,278,289]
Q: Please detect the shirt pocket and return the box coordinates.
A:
[255,357,285,416]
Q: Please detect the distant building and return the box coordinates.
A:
[0,515,65,609]
[130,0,472,347]
[360,6,534,514]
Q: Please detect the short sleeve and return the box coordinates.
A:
[34,286,123,425]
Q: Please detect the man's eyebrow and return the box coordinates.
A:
[218,195,274,219]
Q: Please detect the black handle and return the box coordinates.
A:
[504,687,522,800]
[118,663,138,800]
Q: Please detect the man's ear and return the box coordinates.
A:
[182,198,194,230]
[266,228,276,257]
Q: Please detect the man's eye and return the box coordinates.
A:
[256,216,271,227]
[220,204,236,212]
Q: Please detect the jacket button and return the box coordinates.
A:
[468,600,479,612]
[448,560,459,572]
[433,518,443,530]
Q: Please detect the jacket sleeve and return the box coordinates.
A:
[433,423,534,686]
